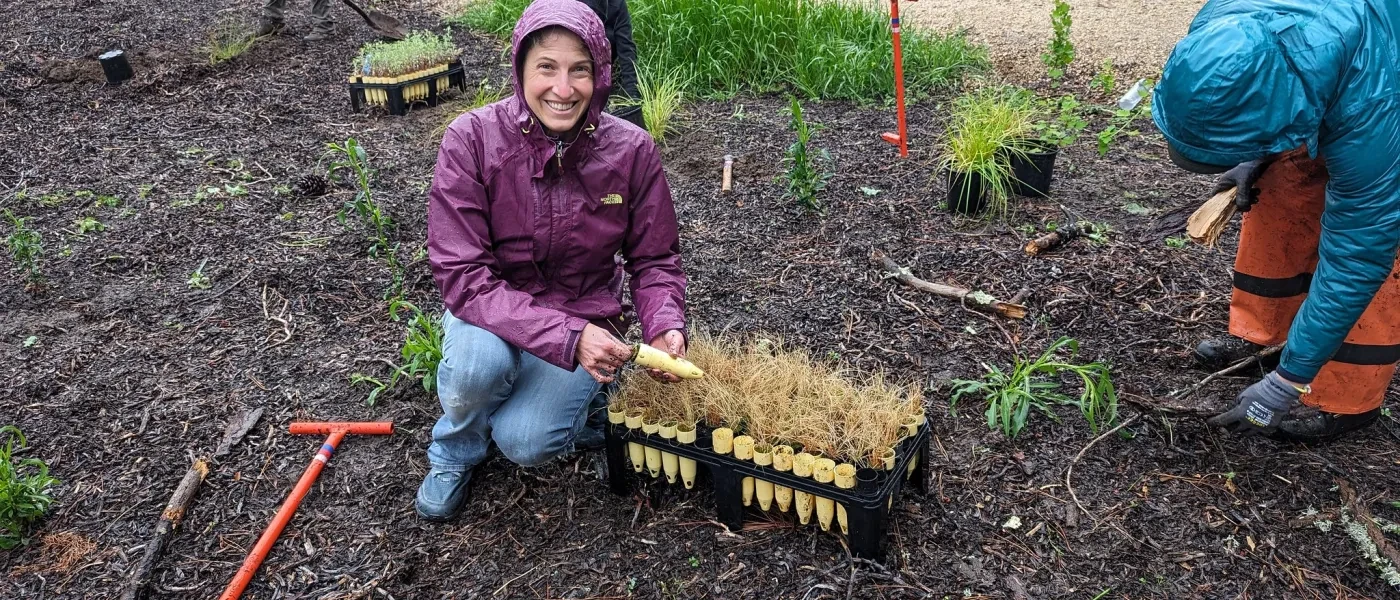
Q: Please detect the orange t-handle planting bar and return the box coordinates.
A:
[218,421,393,600]
[880,0,914,157]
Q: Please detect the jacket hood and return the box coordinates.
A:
[1152,13,1322,167]
[510,0,614,135]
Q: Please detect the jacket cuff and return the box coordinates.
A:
[559,316,590,371]
[1274,365,1314,385]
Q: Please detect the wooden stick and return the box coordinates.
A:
[1024,223,1083,255]
[870,250,1027,319]
[121,407,263,600]
[721,154,733,193]
[1186,188,1237,247]
[1066,414,1142,520]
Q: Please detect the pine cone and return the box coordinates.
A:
[293,173,328,198]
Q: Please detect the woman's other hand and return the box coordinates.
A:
[645,330,687,383]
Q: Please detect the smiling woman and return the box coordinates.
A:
[417,0,689,523]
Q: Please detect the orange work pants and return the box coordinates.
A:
[1229,149,1400,414]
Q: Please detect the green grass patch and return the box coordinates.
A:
[449,0,987,102]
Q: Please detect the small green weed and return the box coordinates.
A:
[1165,236,1190,249]
[351,300,445,405]
[187,259,212,290]
[1096,96,1152,156]
[1028,94,1087,149]
[1042,0,1074,83]
[782,97,831,212]
[5,210,43,286]
[38,193,67,207]
[74,216,104,235]
[1090,58,1116,97]
[138,185,155,200]
[950,337,1116,438]
[0,426,59,550]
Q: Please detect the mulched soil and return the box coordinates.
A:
[3,1,1400,598]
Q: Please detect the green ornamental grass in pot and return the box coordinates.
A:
[936,86,1036,217]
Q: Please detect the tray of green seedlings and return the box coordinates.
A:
[349,31,465,115]
[602,334,930,561]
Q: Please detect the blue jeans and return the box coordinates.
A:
[428,312,606,470]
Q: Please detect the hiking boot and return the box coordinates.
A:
[1268,407,1382,444]
[1193,337,1278,371]
[416,468,472,522]
[255,19,284,37]
[302,29,332,42]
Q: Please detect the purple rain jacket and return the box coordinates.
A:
[427,0,686,371]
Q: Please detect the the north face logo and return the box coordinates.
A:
[601,193,623,205]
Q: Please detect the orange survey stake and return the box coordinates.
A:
[219,421,393,600]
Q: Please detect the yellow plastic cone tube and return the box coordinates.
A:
[659,421,679,485]
[712,427,734,455]
[835,464,856,535]
[773,445,794,512]
[813,460,836,532]
[903,415,923,480]
[879,446,896,508]
[632,343,705,379]
[642,418,662,478]
[624,409,645,473]
[753,443,774,511]
[677,423,697,489]
[733,435,755,507]
[793,452,816,525]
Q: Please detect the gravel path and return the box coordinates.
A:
[856,0,1205,83]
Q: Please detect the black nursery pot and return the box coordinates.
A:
[945,169,989,216]
[1009,144,1059,198]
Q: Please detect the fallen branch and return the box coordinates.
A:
[121,407,264,600]
[1024,223,1084,255]
[870,250,1026,319]
[1337,478,1400,577]
[1169,344,1282,401]
[1065,414,1142,520]
[1187,188,1237,247]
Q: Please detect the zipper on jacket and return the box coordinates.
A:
[554,138,565,170]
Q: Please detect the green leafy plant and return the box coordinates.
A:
[1041,0,1074,83]
[328,139,395,258]
[1165,235,1190,249]
[1025,94,1087,149]
[0,426,59,549]
[187,259,212,290]
[206,18,260,66]
[1090,58,1116,97]
[950,337,1116,438]
[1096,90,1152,155]
[73,216,104,235]
[5,210,43,286]
[452,0,987,103]
[352,30,461,78]
[937,86,1037,218]
[782,96,831,211]
[352,300,445,405]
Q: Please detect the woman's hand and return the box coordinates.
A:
[646,330,687,383]
[576,324,632,383]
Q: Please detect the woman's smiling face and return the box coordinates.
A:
[521,28,594,135]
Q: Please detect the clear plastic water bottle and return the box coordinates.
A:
[1117,78,1150,111]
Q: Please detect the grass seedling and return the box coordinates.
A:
[187,259,212,290]
[206,18,259,66]
[782,97,830,212]
[1041,0,1074,84]
[452,0,987,103]
[0,426,59,550]
[637,67,685,143]
[950,336,1116,438]
[937,86,1037,219]
[5,210,43,286]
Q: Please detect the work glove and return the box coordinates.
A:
[1207,371,1307,435]
[1212,159,1271,212]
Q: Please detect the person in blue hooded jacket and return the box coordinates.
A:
[1154,0,1400,442]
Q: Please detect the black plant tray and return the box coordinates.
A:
[603,418,930,561]
[348,61,466,116]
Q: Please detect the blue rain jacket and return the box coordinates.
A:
[1154,0,1400,383]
